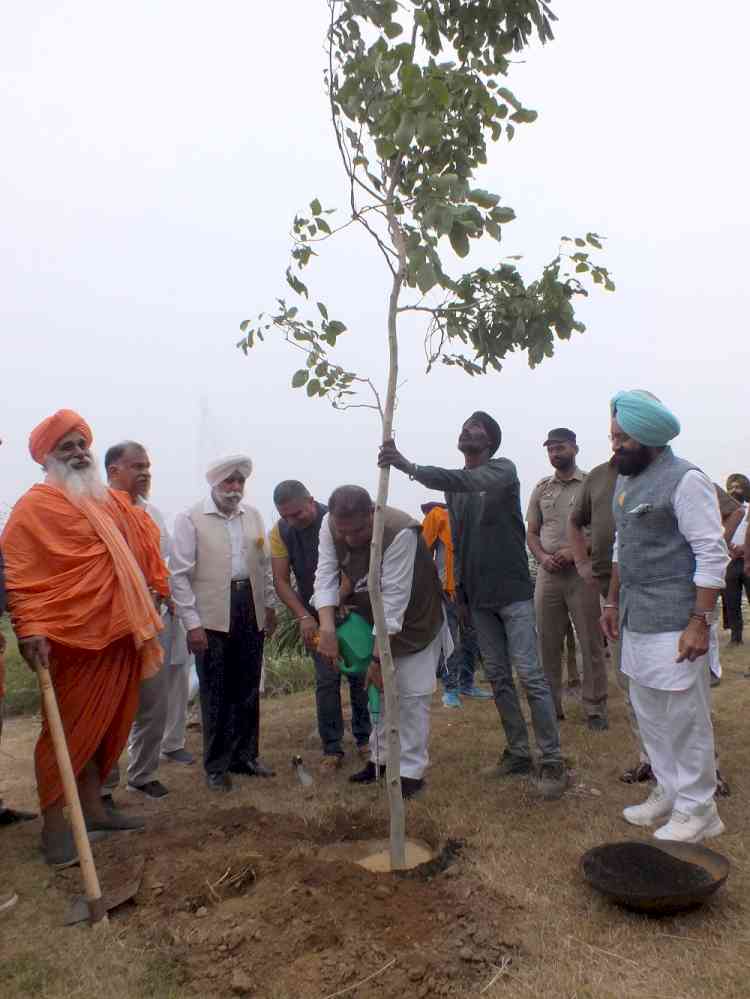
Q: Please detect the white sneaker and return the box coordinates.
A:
[622,785,673,827]
[654,805,725,843]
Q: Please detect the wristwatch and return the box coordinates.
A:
[689,611,712,627]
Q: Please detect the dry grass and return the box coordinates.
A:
[2,631,750,998]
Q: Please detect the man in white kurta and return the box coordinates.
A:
[313,485,450,798]
[602,390,729,843]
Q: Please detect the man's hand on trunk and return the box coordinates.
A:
[378,439,413,474]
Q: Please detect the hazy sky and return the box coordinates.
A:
[2,2,748,527]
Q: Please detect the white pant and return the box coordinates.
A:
[368,630,443,780]
[161,660,192,754]
[629,666,716,815]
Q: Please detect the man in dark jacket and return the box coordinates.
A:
[271,480,370,771]
[379,412,566,800]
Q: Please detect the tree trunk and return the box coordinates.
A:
[367,256,406,870]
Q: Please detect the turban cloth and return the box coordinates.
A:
[610,390,680,447]
[29,409,93,465]
[206,454,254,487]
[470,411,502,457]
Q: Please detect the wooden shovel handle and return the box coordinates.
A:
[36,664,107,925]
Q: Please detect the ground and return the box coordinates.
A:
[2,635,750,999]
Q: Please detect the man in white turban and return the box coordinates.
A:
[601,391,729,843]
[170,455,278,791]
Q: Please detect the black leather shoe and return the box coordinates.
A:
[401,777,424,799]
[0,807,37,827]
[229,758,275,778]
[349,762,386,784]
[206,773,232,793]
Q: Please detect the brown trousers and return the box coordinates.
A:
[534,566,608,718]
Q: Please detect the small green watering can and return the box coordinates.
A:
[335,611,381,722]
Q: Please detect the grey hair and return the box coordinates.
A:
[273,480,311,507]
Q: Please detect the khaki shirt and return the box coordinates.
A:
[527,467,586,554]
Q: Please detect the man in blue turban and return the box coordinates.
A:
[601,391,729,843]
[610,389,681,451]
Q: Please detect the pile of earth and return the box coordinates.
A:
[55,805,524,998]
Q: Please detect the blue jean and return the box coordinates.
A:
[440,600,480,692]
[472,600,561,766]
[314,652,371,756]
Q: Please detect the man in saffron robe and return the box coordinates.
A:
[1,410,169,866]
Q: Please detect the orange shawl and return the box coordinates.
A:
[1,485,169,676]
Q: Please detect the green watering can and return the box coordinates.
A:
[335,611,381,722]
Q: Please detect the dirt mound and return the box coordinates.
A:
[56,805,522,998]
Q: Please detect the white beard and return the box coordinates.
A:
[45,454,108,503]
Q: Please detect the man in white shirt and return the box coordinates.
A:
[171,455,277,792]
[602,391,729,843]
[103,441,183,805]
[313,485,449,798]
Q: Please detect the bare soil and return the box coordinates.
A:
[2,633,750,998]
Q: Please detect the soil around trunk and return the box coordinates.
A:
[54,805,522,998]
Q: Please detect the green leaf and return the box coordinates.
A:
[509,109,538,124]
[327,320,347,336]
[417,115,442,147]
[485,220,501,241]
[292,369,309,388]
[306,379,320,397]
[575,263,589,273]
[384,20,403,38]
[394,112,415,151]
[317,218,332,235]
[428,78,450,108]
[468,189,499,209]
[317,302,328,320]
[490,207,516,224]
[496,87,521,109]
[310,198,322,216]
[416,260,438,294]
[575,238,586,247]
[505,124,515,141]
[449,224,470,258]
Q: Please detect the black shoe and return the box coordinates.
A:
[127,780,169,799]
[0,807,37,827]
[401,777,424,799]
[619,762,654,784]
[229,758,275,778]
[587,716,609,732]
[349,762,386,784]
[206,772,232,793]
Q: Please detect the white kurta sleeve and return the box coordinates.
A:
[673,470,730,589]
[170,511,202,631]
[312,514,341,610]
[380,528,418,636]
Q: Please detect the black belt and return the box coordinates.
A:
[231,579,251,590]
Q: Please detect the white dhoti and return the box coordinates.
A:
[623,626,716,815]
[369,623,451,780]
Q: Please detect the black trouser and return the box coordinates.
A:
[724,558,750,640]
[313,652,371,755]
[196,582,264,776]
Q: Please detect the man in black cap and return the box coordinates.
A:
[379,412,567,800]
[527,429,608,730]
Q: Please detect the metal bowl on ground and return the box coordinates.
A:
[581,840,729,915]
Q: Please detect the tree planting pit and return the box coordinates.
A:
[318,837,435,872]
